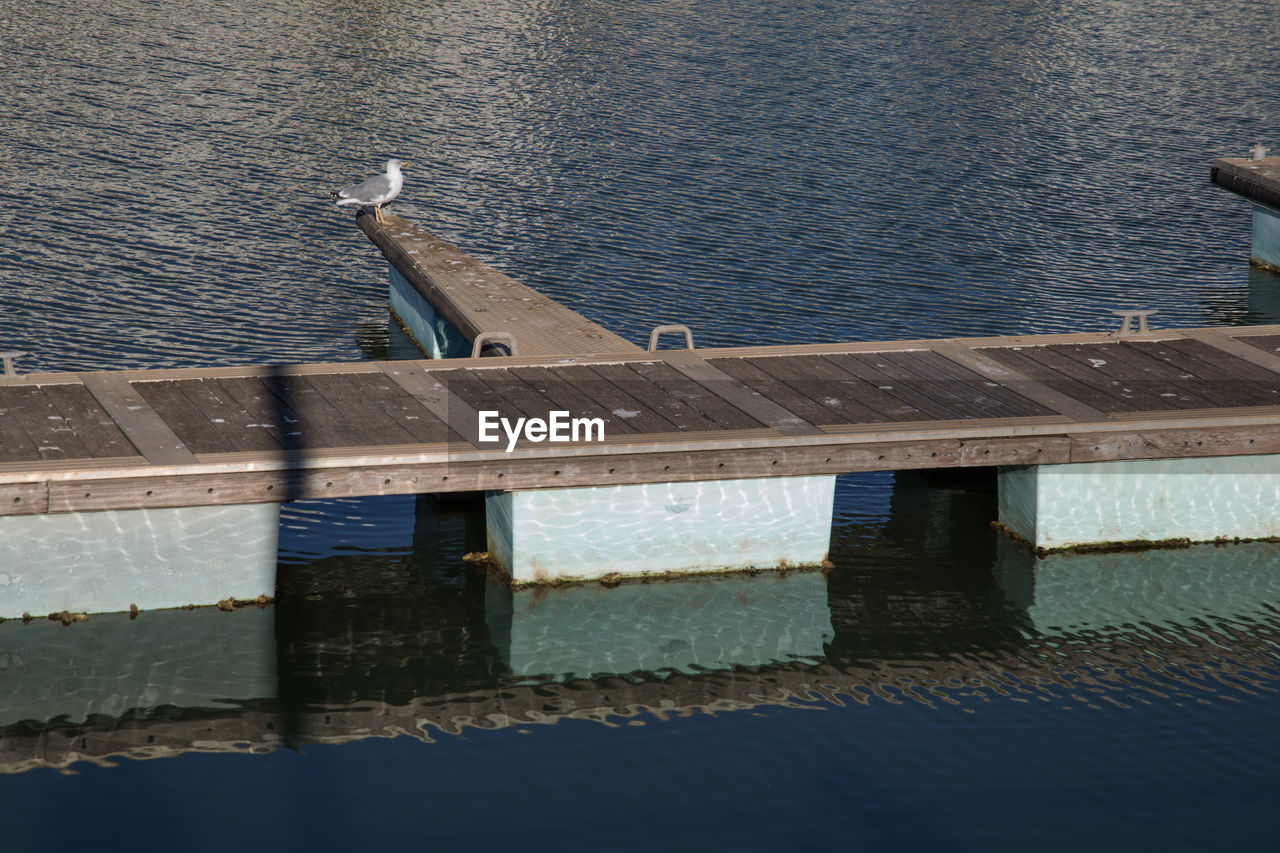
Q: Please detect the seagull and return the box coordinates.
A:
[329,159,407,224]
[1250,144,1270,161]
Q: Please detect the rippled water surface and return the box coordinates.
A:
[2,0,1280,850]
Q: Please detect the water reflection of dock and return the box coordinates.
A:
[5,524,1279,775]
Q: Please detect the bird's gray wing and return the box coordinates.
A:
[337,173,393,202]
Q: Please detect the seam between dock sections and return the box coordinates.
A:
[927,339,1113,423]
[78,372,199,465]
[374,361,486,447]
[1178,329,1280,375]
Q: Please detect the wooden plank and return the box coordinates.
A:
[168,378,283,453]
[40,383,143,459]
[1070,424,1280,462]
[1141,338,1280,383]
[0,480,47,515]
[210,376,300,449]
[972,346,1124,414]
[1108,404,1280,423]
[1124,339,1251,381]
[658,350,821,436]
[0,455,154,479]
[750,354,919,422]
[628,359,766,431]
[822,353,969,420]
[555,364,682,434]
[132,380,240,455]
[707,357,876,426]
[1238,334,1280,357]
[885,349,1052,418]
[110,360,385,384]
[286,373,419,448]
[691,327,1225,360]
[581,363,721,435]
[243,374,367,449]
[506,366,641,436]
[376,363,490,449]
[1066,343,1218,409]
[436,370,526,445]
[1183,329,1280,376]
[928,339,1112,423]
[588,363,724,432]
[322,372,453,444]
[1000,344,1173,412]
[79,372,198,465]
[0,387,43,462]
[1107,342,1280,409]
[1,386,94,460]
[471,368,576,427]
[37,434,1076,515]
[875,350,1035,419]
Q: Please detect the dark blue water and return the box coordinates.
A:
[2,0,1280,849]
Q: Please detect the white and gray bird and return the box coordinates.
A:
[329,158,407,224]
[1250,144,1270,161]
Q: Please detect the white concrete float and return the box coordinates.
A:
[0,503,278,619]
[1252,202,1280,271]
[998,454,1280,550]
[485,476,836,584]
[388,265,471,359]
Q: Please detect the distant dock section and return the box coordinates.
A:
[357,210,640,358]
[1211,155,1280,272]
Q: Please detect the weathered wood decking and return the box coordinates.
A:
[1212,156,1280,212]
[4,325,1280,517]
[360,211,640,357]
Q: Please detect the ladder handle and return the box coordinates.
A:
[471,333,518,358]
[647,325,695,352]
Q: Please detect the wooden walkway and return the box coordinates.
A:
[360,211,640,357]
[1213,156,1280,212]
[4,324,1280,517]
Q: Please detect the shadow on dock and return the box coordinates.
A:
[265,363,307,504]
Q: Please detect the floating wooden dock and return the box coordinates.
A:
[1212,155,1280,272]
[4,324,1280,518]
[1212,156,1280,213]
[361,212,640,357]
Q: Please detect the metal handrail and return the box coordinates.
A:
[647,325,695,352]
[471,332,518,358]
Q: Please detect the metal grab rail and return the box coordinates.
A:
[647,325,695,352]
[471,332,518,358]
